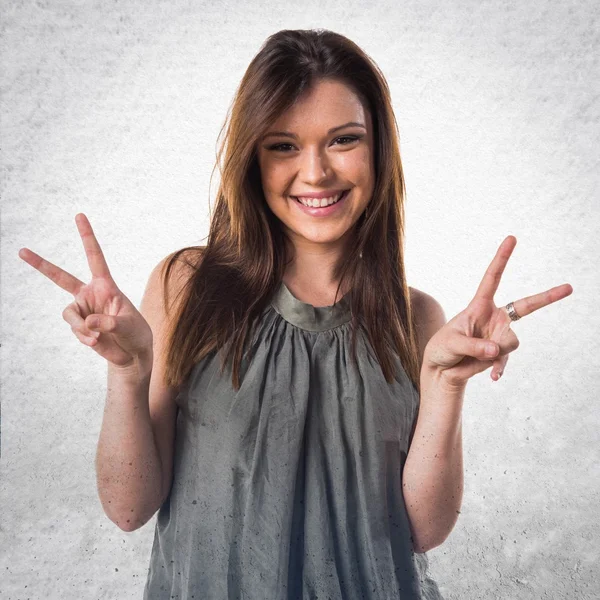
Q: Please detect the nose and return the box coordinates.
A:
[298,147,332,185]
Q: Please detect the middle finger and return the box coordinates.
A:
[473,236,517,303]
[75,213,113,280]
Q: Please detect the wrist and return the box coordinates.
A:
[108,351,153,385]
[420,363,467,397]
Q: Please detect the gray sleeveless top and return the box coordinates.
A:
[143,281,444,599]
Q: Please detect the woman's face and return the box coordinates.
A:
[256,78,375,254]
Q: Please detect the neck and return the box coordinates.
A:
[282,236,352,302]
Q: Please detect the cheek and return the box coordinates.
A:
[337,149,372,179]
[260,161,289,194]
[358,147,374,174]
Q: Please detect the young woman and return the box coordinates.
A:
[19,29,572,600]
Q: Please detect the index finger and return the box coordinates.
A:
[18,247,85,296]
[510,283,573,319]
[473,235,517,302]
[75,213,112,279]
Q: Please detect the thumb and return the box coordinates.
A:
[85,313,145,342]
[86,314,118,333]
[472,337,499,359]
[446,333,500,361]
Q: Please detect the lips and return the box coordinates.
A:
[290,189,351,216]
[292,189,350,207]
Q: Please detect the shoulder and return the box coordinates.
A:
[408,286,447,368]
[161,246,205,274]
[144,247,205,307]
[409,287,446,327]
[156,246,205,286]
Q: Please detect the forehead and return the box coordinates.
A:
[270,79,369,130]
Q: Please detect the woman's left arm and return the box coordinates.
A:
[402,289,465,554]
[402,236,573,553]
[402,364,466,554]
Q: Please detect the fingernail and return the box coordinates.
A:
[498,371,503,379]
[485,343,498,356]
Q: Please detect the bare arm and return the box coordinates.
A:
[403,289,462,553]
[19,214,187,533]
[96,357,163,532]
[96,253,194,532]
[402,374,464,553]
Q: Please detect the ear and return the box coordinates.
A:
[409,287,447,373]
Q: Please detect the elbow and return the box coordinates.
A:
[98,490,163,533]
[410,506,461,553]
[411,527,453,554]
[413,537,445,554]
[100,504,155,532]
[113,513,151,533]
[98,500,142,532]
[116,519,139,533]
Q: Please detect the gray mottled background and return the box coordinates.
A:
[2,0,599,598]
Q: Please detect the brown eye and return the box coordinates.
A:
[266,135,361,153]
[334,135,360,145]
[268,143,295,152]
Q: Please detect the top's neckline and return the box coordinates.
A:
[270,281,352,332]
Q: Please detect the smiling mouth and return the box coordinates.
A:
[291,189,350,208]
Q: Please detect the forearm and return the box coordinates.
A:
[401,369,465,553]
[96,357,163,532]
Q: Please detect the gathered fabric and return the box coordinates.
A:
[143,281,444,599]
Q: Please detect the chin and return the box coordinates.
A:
[290,226,353,246]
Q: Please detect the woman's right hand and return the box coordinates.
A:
[19,213,154,370]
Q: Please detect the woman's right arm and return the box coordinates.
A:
[18,213,193,533]
[96,253,193,532]
[97,357,157,532]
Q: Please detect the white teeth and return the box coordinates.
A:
[295,191,345,208]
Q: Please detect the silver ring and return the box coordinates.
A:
[505,302,521,322]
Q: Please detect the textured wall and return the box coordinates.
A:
[2,0,598,598]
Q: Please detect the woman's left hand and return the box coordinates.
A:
[422,235,573,390]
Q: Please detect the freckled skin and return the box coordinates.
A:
[256,78,375,257]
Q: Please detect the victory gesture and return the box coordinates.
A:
[422,235,573,389]
[18,213,153,371]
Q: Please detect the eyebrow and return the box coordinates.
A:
[261,121,366,141]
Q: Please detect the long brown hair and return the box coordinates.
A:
[160,28,421,394]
